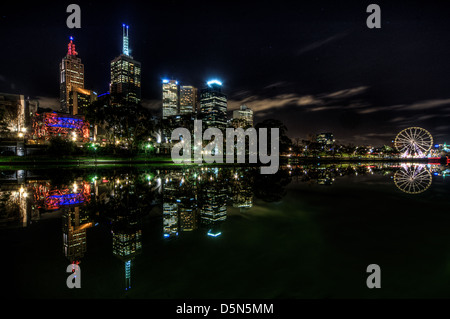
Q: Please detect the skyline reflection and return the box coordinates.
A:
[1,162,449,296]
[1,163,449,231]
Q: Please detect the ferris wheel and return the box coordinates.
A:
[394,127,433,157]
[394,164,432,194]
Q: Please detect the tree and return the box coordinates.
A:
[254,119,292,153]
[253,169,291,202]
[0,103,19,134]
[230,118,252,130]
[86,101,154,154]
[47,136,76,156]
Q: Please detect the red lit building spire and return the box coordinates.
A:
[67,36,78,56]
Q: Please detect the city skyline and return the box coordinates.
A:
[1,1,450,145]
[2,1,450,306]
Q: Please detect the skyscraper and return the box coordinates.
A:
[69,88,97,115]
[60,37,84,113]
[179,85,197,115]
[162,79,179,119]
[232,104,253,127]
[200,80,228,130]
[110,24,141,106]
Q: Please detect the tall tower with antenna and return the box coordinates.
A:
[110,24,141,106]
[60,36,85,113]
[122,24,130,56]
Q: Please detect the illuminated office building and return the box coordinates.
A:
[162,79,179,119]
[110,24,142,106]
[232,104,253,127]
[316,133,335,148]
[69,88,97,115]
[199,80,228,130]
[179,85,197,115]
[60,37,84,113]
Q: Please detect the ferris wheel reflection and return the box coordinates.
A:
[394,164,433,194]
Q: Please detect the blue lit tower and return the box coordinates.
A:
[110,24,141,106]
[122,24,129,56]
[199,80,228,130]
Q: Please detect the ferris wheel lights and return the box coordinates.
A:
[394,164,432,194]
[394,127,433,158]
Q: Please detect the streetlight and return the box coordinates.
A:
[89,143,98,164]
[145,143,153,158]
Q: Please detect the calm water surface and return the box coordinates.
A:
[1,163,449,298]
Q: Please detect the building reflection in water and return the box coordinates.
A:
[112,217,142,291]
[0,162,448,293]
[63,206,93,264]
[1,163,448,230]
[160,167,255,239]
[1,163,448,231]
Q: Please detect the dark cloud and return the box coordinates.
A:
[297,33,347,55]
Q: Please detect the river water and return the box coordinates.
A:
[1,163,449,298]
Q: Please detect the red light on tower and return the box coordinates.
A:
[67,36,78,56]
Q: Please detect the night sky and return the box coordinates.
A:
[1,0,450,145]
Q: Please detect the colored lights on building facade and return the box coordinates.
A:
[29,181,91,211]
[33,112,90,142]
[67,37,78,56]
[44,182,91,210]
[122,24,130,56]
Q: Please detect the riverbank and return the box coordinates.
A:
[0,155,261,169]
[1,154,447,169]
